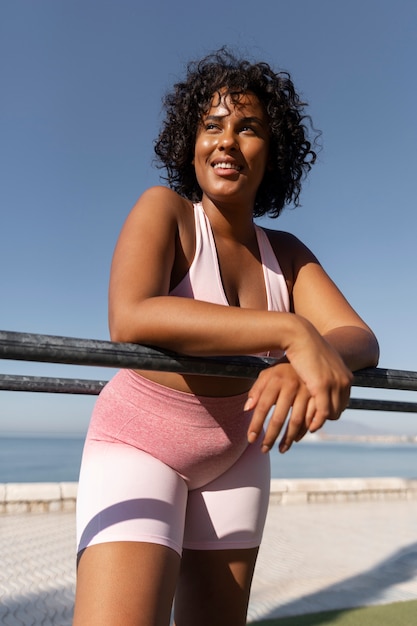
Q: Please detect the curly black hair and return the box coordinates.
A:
[154,48,319,218]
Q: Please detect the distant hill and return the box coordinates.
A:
[321,418,397,438]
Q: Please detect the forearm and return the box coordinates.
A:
[322,326,379,372]
[110,295,379,371]
[110,295,298,357]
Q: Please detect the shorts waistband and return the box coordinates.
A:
[112,369,249,416]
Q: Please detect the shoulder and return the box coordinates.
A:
[260,227,320,290]
[261,227,313,252]
[134,186,192,216]
[122,187,197,267]
[125,186,194,233]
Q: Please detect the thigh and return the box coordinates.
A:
[174,547,259,626]
[75,440,188,625]
[77,440,188,555]
[176,442,270,625]
[183,438,271,550]
[74,541,180,626]
[73,542,180,626]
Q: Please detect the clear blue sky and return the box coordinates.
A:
[1,0,416,435]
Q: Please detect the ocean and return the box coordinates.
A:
[1,435,417,483]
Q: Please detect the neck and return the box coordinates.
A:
[200,195,256,242]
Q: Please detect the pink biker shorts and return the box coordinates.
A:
[76,370,270,556]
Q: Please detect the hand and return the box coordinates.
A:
[284,317,353,428]
[246,363,309,452]
[246,318,352,453]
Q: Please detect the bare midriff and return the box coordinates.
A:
[134,369,253,397]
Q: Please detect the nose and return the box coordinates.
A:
[218,129,238,151]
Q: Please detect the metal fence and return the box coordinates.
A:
[1,330,417,413]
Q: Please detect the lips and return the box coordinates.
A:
[211,160,242,172]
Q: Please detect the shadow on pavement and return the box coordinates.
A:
[251,540,417,623]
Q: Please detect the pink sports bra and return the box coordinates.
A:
[170,202,290,357]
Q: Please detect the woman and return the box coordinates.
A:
[73,49,379,626]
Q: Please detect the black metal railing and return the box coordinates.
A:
[1,330,417,413]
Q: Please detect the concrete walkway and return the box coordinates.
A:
[1,499,417,624]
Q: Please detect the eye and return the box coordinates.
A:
[204,122,221,132]
[240,125,257,134]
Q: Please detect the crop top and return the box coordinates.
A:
[169,202,290,357]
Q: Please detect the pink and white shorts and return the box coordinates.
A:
[76,370,270,556]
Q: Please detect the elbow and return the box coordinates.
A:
[108,311,141,344]
[108,303,161,346]
[109,323,131,344]
[109,328,132,344]
[366,327,380,368]
[359,331,380,370]
[370,335,380,368]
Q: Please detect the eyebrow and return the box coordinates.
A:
[204,114,266,126]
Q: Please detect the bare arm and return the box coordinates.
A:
[246,233,379,453]
[109,187,331,359]
[290,237,379,370]
[110,190,377,453]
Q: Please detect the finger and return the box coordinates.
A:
[246,369,290,443]
[247,386,280,444]
[278,392,310,453]
[328,386,351,421]
[328,370,352,420]
[307,381,338,432]
[294,424,309,442]
[244,371,269,412]
[280,422,309,451]
[305,396,317,431]
[308,384,346,432]
[311,381,350,428]
[260,387,298,452]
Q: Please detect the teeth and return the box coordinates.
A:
[213,162,241,171]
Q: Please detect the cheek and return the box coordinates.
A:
[195,136,213,154]
[193,149,206,185]
[194,138,213,174]
[254,147,270,176]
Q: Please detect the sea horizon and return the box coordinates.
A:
[1,433,417,484]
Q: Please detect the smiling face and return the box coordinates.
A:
[193,90,270,211]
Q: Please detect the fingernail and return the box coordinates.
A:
[244,398,253,411]
[279,443,289,454]
[261,444,270,453]
[248,431,257,443]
